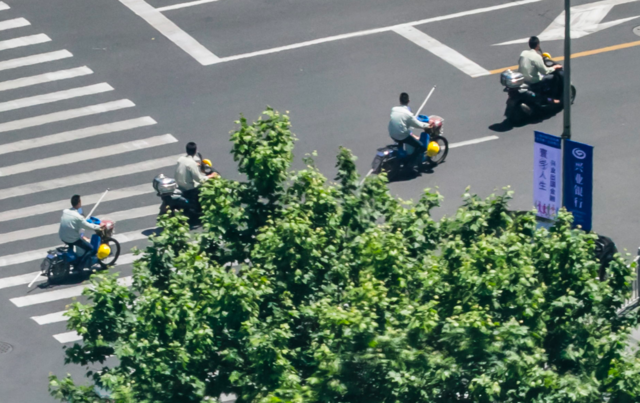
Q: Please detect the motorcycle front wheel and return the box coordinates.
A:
[99,237,121,270]
[428,135,449,166]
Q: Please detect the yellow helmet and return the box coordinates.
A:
[97,244,111,260]
[202,159,212,167]
[541,52,552,59]
[426,141,440,158]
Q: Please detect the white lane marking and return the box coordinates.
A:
[0,33,50,51]
[0,82,113,113]
[119,0,220,65]
[0,271,45,289]
[0,18,30,31]
[157,0,220,12]
[392,26,490,77]
[0,205,159,245]
[0,66,93,93]
[1,254,138,290]
[0,116,156,155]
[11,276,133,307]
[216,0,541,63]
[0,99,134,134]
[0,50,73,72]
[0,134,177,177]
[53,331,81,343]
[0,230,152,268]
[32,310,67,325]
[0,154,179,200]
[0,184,154,223]
[496,0,640,45]
[0,2,9,11]
[449,135,499,149]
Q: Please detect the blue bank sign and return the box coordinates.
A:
[563,139,594,231]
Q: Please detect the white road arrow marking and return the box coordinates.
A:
[495,0,640,45]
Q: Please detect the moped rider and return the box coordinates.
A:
[518,36,563,104]
[388,92,433,172]
[58,194,101,270]
[175,142,217,209]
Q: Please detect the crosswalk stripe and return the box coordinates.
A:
[32,310,67,325]
[0,66,93,93]
[53,331,81,343]
[0,2,9,11]
[0,33,51,51]
[0,253,138,290]
[0,184,154,223]
[0,116,156,155]
[0,99,134,134]
[0,82,113,113]
[10,275,133,307]
[0,133,177,177]
[0,229,152,268]
[0,154,179,200]
[0,18,30,31]
[0,50,73,72]
[0,205,159,245]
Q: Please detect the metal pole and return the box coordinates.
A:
[562,0,571,140]
[562,0,571,209]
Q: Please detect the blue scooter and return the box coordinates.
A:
[371,115,449,181]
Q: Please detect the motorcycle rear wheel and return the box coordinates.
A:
[99,237,121,270]
[46,259,69,283]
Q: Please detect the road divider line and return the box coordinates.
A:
[31,310,67,325]
[0,117,156,155]
[0,206,159,245]
[156,0,220,12]
[217,0,541,63]
[0,154,179,200]
[489,40,640,75]
[392,26,490,78]
[119,0,220,65]
[449,135,499,149]
[11,276,133,307]
[0,2,9,11]
[0,82,113,113]
[0,50,73,72]
[0,184,154,223]
[0,99,135,134]
[0,66,93,93]
[0,253,137,290]
[0,18,30,31]
[0,230,152,268]
[0,134,177,177]
[53,331,81,343]
[0,33,50,51]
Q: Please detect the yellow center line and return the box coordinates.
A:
[488,39,640,75]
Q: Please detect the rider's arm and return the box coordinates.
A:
[533,53,555,75]
[406,114,431,130]
[78,216,101,232]
[188,161,208,186]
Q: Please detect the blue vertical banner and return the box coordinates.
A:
[534,131,562,220]
[563,139,594,231]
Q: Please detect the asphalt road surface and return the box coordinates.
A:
[1,0,639,401]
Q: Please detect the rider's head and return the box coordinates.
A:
[529,36,541,51]
[186,142,197,156]
[400,92,410,106]
[71,194,81,209]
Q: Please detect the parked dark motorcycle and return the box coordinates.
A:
[501,53,576,125]
[371,115,449,181]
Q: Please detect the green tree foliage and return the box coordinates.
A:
[51,108,640,402]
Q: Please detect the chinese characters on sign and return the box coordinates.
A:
[534,131,562,220]
[563,139,593,231]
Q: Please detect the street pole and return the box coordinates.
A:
[562,0,571,209]
[562,0,571,140]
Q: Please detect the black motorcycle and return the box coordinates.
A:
[501,53,576,125]
[152,153,217,222]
